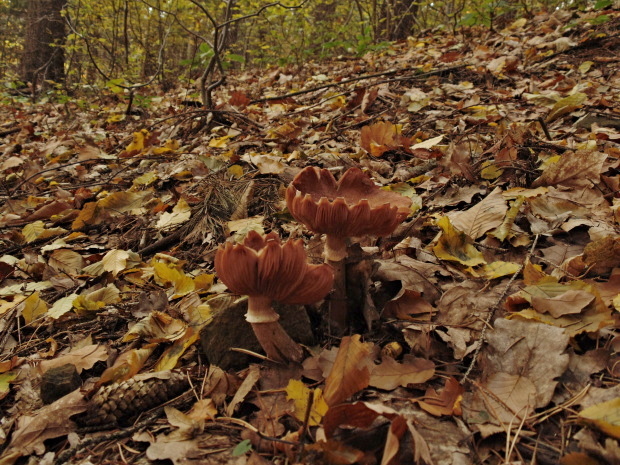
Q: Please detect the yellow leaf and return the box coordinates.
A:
[133,171,158,187]
[0,372,18,401]
[153,139,180,154]
[48,249,84,275]
[491,197,525,241]
[506,308,613,337]
[153,261,195,297]
[480,161,503,180]
[154,327,200,371]
[579,398,620,438]
[125,129,150,153]
[106,113,125,123]
[21,292,48,324]
[73,285,121,315]
[193,274,214,291]
[579,61,594,74]
[98,191,149,214]
[209,135,233,148]
[227,216,265,242]
[227,164,244,179]
[477,261,521,279]
[98,345,156,385]
[73,295,106,313]
[433,216,486,266]
[1,295,27,316]
[545,92,587,123]
[285,379,329,426]
[22,221,45,242]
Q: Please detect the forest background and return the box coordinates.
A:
[0,0,598,104]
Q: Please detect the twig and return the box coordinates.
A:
[461,234,540,383]
[296,389,315,462]
[537,117,552,141]
[250,65,467,104]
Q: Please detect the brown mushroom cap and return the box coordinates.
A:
[286,167,412,238]
[214,230,334,305]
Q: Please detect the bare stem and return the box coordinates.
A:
[325,234,348,334]
[247,296,304,363]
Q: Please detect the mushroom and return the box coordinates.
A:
[286,166,411,331]
[215,230,333,363]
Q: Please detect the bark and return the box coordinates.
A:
[380,0,418,41]
[21,0,67,87]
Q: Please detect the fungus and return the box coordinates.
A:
[286,166,411,331]
[215,230,333,363]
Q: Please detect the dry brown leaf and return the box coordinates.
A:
[369,355,435,390]
[323,335,373,406]
[417,377,464,417]
[532,150,607,188]
[531,289,594,318]
[382,415,433,465]
[383,289,435,321]
[323,401,399,438]
[583,236,620,276]
[96,344,156,386]
[448,187,507,239]
[227,364,261,417]
[484,319,569,408]
[38,344,108,374]
[48,249,84,275]
[229,90,250,108]
[480,372,537,424]
[381,414,408,465]
[23,200,74,222]
[3,389,87,457]
[360,121,408,157]
[305,440,365,465]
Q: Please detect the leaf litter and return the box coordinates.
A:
[1,7,620,465]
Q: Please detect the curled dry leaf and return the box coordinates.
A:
[416,377,464,417]
[360,121,409,157]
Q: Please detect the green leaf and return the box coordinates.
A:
[226,53,245,63]
[594,0,611,10]
[587,14,610,25]
[232,439,252,456]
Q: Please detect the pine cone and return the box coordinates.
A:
[77,371,189,427]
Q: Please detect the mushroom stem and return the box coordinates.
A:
[325,235,348,333]
[246,296,304,363]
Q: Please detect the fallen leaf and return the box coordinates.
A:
[433,216,486,266]
[323,335,373,406]
[369,355,435,390]
[579,398,620,439]
[285,379,329,426]
[417,377,464,416]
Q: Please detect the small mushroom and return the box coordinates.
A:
[286,166,411,331]
[215,230,333,363]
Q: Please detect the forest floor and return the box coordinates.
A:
[1,5,620,465]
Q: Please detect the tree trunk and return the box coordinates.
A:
[380,0,418,41]
[21,0,66,88]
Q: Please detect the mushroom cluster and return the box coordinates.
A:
[286,166,411,331]
[215,230,333,363]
